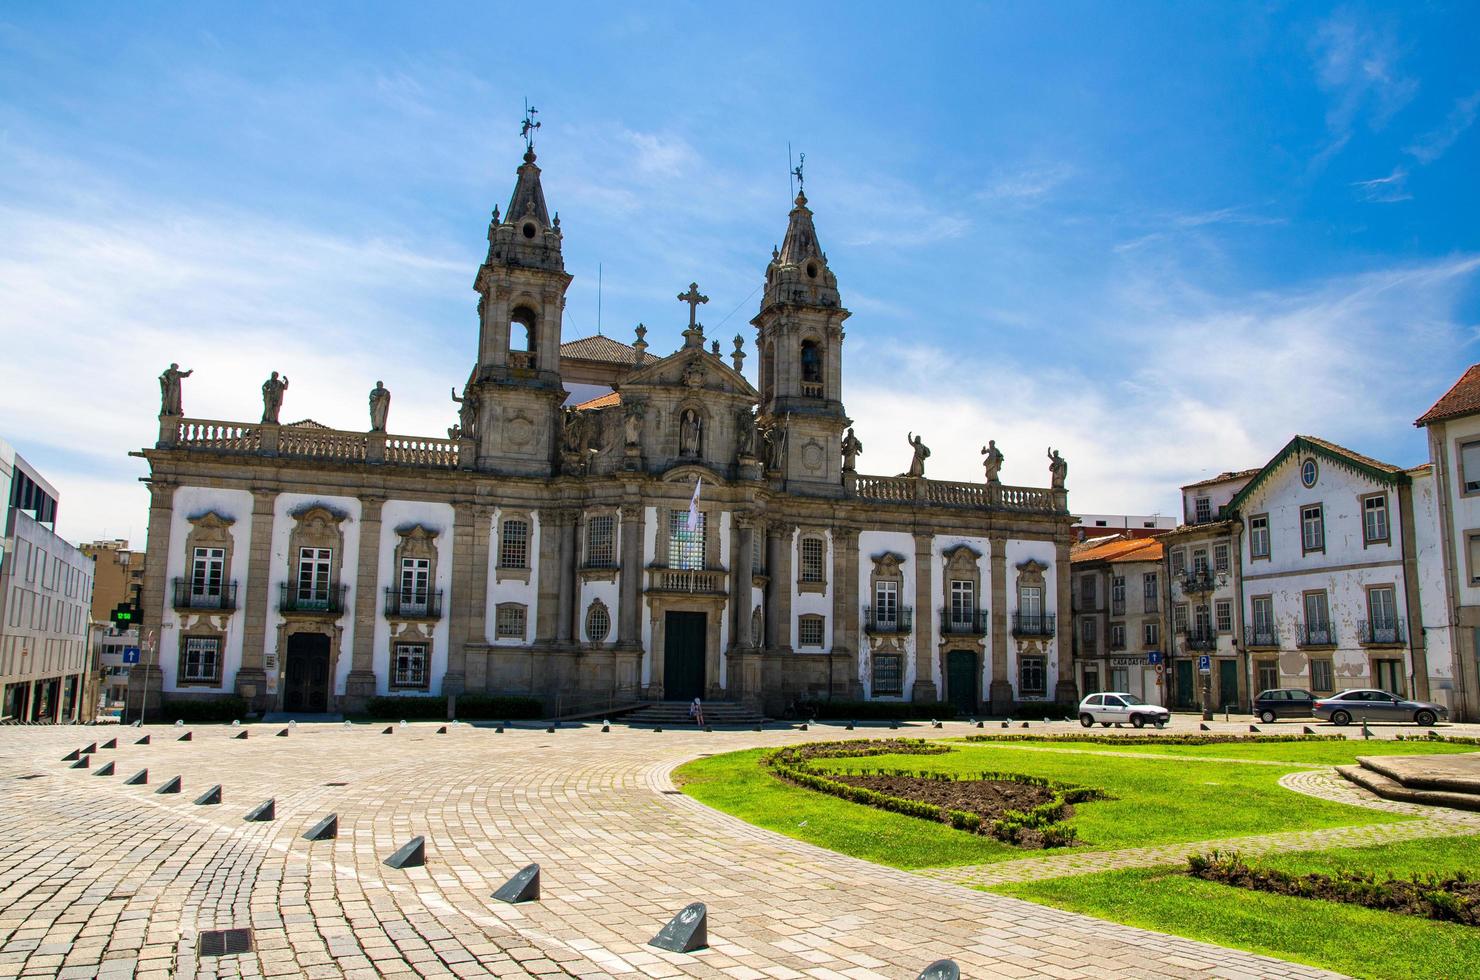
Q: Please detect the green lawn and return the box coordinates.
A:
[675,739,1412,868]
[993,835,1480,980]
[958,737,1480,767]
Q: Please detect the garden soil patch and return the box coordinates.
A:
[833,773,1057,823]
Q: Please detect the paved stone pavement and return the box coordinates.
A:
[1,718,1475,980]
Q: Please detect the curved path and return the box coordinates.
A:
[0,722,1415,979]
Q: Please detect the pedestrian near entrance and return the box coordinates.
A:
[690,697,704,727]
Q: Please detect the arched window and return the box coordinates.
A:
[800,339,822,396]
[509,306,537,368]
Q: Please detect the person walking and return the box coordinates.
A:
[689,697,704,727]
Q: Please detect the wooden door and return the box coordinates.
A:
[663,612,707,702]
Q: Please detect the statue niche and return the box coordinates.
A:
[678,407,703,458]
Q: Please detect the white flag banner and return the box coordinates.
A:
[686,477,702,532]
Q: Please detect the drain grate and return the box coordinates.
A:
[200,928,253,957]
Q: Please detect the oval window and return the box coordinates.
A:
[806,261,819,279]
[522,222,537,240]
[1301,458,1318,488]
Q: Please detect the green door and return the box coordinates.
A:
[1174,660,1195,708]
[663,611,707,702]
[946,650,977,716]
[1218,659,1240,711]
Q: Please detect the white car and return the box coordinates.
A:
[1078,692,1170,729]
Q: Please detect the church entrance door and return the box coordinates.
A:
[663,611,706,702]
[946,650,977,717]
[283,633,331,713]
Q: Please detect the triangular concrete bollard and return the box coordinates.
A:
[124,769,148,785]
[303,813,338,841]
[101,738,117,750]
[70,756,89,769]
[649,901,707,953]
[383,836,425,869]
[135,735,150,745]
[276,728,289,737]
[1021,722,1030,728]
[436,726,448,734]
[1000,721,1009,729]
[601,724,610,733]
[195,785,222,805]
[931,720,942,729]
[1304,726,1317,734]
[244,798,275,822]
[1249,725,1260,733]
[495,725,505,734]
[975,720,984,728]
[178,732,192,742]
[81,742,97,754]
[491,863,540,904]
[845,721,855,730]
[653,727,662,733]
[382,726,394,734]
[155,776,181,794]
[93,761,115,776]
[62,748,80,761]
[889,721,899,730]
[799,723,808,731]
[545,726,555,734]
[234,731,249,740]
[916,959,961,980]
[1199,723,1211,731]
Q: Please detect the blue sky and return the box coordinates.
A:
[1,1,1477,543]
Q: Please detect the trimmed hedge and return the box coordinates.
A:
[964,733,1345,746]
[1397,732,1480,746]
[763,738,1105,849]
[362,694,544,720]
[155,696,250,723]
[796,699,958,721]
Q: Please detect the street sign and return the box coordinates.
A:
[1198,654,1211,673]
[1147,651,1163,665]
[122,647,140,665]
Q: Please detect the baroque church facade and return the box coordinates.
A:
[133,141,1076,717]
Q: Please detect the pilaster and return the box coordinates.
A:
[444,501,478,695]
[345,495,384,708]
[617,503,644,648]
[911,531,938,703]
[235,488,277,710]
[989,540,1012,713]
[831,525,860,697]
[556,509,577,644]
[129,480,175,718]
[1053,536,1078,706]
[766,522,795,653]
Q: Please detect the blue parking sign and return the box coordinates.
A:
[1197,654,1211,672]
[122,647,140,664]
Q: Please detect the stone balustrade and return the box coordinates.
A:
[384,436,460,468]
[278,427,368,462]
[645,567,728,595]
[851,473,1064,513]
[165,418,458,469]
[175,419,262,452]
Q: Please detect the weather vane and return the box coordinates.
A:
[521,99,541,149]
[792,152,805,194]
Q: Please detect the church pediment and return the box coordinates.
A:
[621,347,758,400]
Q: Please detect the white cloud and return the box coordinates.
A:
[1350,166,1412,203]
[1406,90,1480,165]
[1311,14,1419,137]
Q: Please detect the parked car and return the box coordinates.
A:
[1078,692,1170,729]
[1313,689,1448,727]
[1252,688,1318,724]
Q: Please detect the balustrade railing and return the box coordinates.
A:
[646,567,727,594]
[852,475,915,501]
[508,351,536,370]
[278,427,367,462]
[850,473,1062,513]
[801,381,824,398]
[175,419,261,452]
[384,436,459,468]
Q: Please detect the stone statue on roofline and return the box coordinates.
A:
[451,385,479,439]
[261,372,289,424]
[368,381,391,432]
[841,427,863,472]
[1047,446,1068,489]
[901,432,930,478]
[158,363,192,417]
[981,439,1004,483]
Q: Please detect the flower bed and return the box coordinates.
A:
[963,733,1346,747]
[1188,850,1479,926]
[763,738,1106,848]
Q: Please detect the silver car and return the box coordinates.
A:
[1313,689,1447,727]
[1078,692,1170,729]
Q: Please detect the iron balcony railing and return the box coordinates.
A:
[864,605,913,634]
[278,582,348,616]
[383,588,444,620]
[1181,570,1217,594]
[940,608,988,636]
[1358,618,1406,645]
[1186,628,1218,651]
[171,578,238,612]
[1298,622,1337,647]
[1245,627,1279,649]
[1011,612,1056,637]
[1111,600,1126,616]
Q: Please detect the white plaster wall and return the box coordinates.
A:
[372,500,454,696]
[1442,415,1480,607]
[267,493,362,697]
[486,507,540,646]
[790,527,833,654]
[1412,469,1455,690]
[931,534,992,699]
[1004,537,1059,700]
[1239,456,1410,689]
[160,487,253,695]
[857,530,915,699]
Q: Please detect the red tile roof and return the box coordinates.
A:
[1180,468,1260,491]
[560,335,638,364]
[574,391,620,410]
[1071,536,1164,565]
[1417,363,1480,426]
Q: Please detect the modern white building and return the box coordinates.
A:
[0,437,96,723]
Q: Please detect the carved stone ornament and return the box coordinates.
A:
[682,363,706,389]
[870,551,908,577]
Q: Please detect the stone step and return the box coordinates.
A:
[1337,765,1480,812]
[1357,755,1480,795]
[621,702,766,726]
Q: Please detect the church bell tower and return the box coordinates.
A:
[751,184,851,493]
[464,126,571,476]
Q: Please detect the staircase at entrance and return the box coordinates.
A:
[621,701,766,727]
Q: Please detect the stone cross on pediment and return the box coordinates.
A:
[677,282,709,328]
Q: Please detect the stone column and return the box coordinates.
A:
[444,501,477,695]
[128,480,175,719]
[731,513,753,650]
[765,523,794,652]
[911,531,938,702]
[462,504,493,692]
[831,525,860,698]
[345,496,384,709]
[1053,535,1078,706]
[235,488,278,711]
[988,541,1012,713]
[534,509,565,645]
[617,503,644,648]
[556,511,577,645]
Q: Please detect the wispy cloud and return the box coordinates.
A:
[975,163,1074,204]
[1350,166,1412,203]
[1311,13,1419,136]
[1406,90,1480,164]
